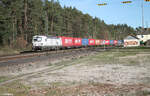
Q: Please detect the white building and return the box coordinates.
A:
[124,36,140,47]
[137,34,150,43]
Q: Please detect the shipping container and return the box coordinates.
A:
[105,40,110,45]
[114,40,118,45]
[118,40,123,45]
[73,38,82,46]
[110,40,114,45]
[100,40,104,45]
[89,39,95,46]
[60,36,74,47]
[95,40,101,45]
[82,38,89,46]
[124,36,140,47]
[124,40,140,47]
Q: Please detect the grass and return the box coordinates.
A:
[32,48,150,96]
[0,76,10,83]
[91,48,150,66]
[0,46,20,56]
[1,48,150,96]
[47,55,91,70]
[47,48,150,67]
[0,80,31,96]
[0,45,32,56]
[44,82,150,96]
[112,48,150,53]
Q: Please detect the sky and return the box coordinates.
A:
[58,0,150,28]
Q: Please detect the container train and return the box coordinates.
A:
[32,35,123,51]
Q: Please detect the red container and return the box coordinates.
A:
[105,40,110,45]
[60,36,73,47]
[95,40,101,45]
[114,40,118,45]
[89,39,95,46]
[73,38,82,46]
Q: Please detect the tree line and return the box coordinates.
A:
[0,0,136,49]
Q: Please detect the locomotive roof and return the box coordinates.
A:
[46,35,59,39]
[34,35,59,39]
[124,35,139,40]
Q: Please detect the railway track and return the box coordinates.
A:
[0,46,137,63]
[1,46,149,64]
[0,53,92,86]
[0,47,101,63]
[0,46,106,85]
[0,46,150,86]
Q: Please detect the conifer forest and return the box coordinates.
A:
[0,0,136,49]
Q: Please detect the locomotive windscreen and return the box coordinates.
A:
[33,37,42,42]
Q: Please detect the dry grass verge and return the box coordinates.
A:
[0,48,150,96]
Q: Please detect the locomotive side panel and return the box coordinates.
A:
[46,37,62,47]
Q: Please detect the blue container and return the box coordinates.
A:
[110,40,114,45]
[82,38,89,46]
[118,40,123,45]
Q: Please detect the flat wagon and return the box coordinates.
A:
[73,38,82,47]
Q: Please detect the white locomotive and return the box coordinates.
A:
[32,35,62,51]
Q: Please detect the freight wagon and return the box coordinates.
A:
[114,40,118,45]
[110,40,114,45]
[95,40,101,46]
[60,36,74,48]
[73,38,82,47]
[100,40,105,45]
[89,39,95,46]
[118,40,123,45]
[82,38,89,47]
[105,40,110,45]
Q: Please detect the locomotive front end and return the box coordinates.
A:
[32,36,44,51]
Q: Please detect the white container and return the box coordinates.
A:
[124,40,140,47]
[124,36,140,47]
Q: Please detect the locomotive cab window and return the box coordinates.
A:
[33,37,42,42]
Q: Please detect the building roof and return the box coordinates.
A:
[137,28,150,35]
[124,35,139,40]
